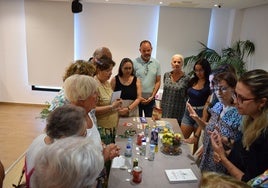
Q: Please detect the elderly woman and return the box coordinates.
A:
[48,59,96,112]
[63,74,120,160]
[161,54,190,124]
[31,137,104,188]
[94,55,122,144]
[211,69,268,182]
[198,72,242,173]
[26,104,88,187]
[63,74,120,186]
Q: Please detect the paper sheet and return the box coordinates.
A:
[111,91,122,103]
[111,155,125,168]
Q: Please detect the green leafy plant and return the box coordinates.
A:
[38,102,51,120]
[184,40,255,76]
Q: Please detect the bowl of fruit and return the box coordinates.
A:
[161,132,182,155]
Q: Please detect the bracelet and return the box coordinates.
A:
[110,105,113,112]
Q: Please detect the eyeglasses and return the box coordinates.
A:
[233,92,256,104]
[194,70,204,73]
[214,86,229,93]
[123,67,132,70]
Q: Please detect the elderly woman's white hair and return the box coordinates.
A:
[64,74,98,102]
[31,136,104,188]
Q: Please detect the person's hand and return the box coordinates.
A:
[111,99,122,111]
[186,102,199,120]
[141,96,154,105]
[210,130,226,160]
[103,143,120,161]
[118,107,129,116]
[194,145,204,159]
[213,151,222,163]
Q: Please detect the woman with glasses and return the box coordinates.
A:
[211,69,268,182]
[94,55,122,145]
[64,74,121,187]
[197,72,242,173]
[64,74,120,157]
[161,54,190,124]
[185,64,237,155]
[181,58,211,153]
[111,58,142,117]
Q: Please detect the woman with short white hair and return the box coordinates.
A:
[31,137,104,188]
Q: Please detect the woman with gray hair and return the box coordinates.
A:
[25,104,88,187]
[63,74,120,161]
[31,136,104,188]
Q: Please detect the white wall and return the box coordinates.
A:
[0,1,268,104]
[240,5,268,70]
[157,7,211,77]
[0,0,57,104]
[75,3,159,79]
[207,8,235,53]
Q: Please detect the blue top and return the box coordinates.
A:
[188,84,210,106]
[199,102,243,173]
[133,56,161,97]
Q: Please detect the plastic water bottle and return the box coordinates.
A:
[140,137,146,156]
[125,138,132,157]
[148,144,155,161]
[150,127,159,152]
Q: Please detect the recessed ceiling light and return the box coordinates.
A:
[159,2,163,5]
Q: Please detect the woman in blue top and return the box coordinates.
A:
[211,69,268,182]
[199,72,242,173]
[181,58,211,152]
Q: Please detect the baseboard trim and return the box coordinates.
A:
[0,102,47,108]
[5,151,26,175]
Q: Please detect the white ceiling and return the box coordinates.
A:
[73,0,268,10]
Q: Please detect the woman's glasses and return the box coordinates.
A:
[214,86,229,93]
[194,69,204,73]
[233,92,256,104]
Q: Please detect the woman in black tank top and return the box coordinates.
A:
[111,58,142,117]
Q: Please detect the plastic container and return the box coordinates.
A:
[124,138,132,157]
[148,144,155,161]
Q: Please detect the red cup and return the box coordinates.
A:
[136,133,144,146]
[132,166,142,183]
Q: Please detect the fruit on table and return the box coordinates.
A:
[162,132,182,146]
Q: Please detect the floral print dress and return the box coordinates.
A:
[199,102,243,173]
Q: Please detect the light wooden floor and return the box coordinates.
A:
[0,103,46,187]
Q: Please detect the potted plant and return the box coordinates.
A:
[184,40,255,76]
